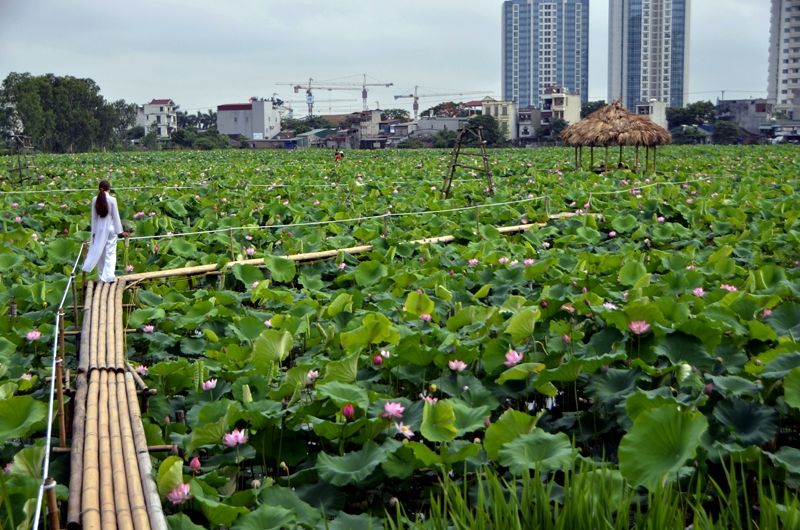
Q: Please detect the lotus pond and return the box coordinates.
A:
[2,146,800,529]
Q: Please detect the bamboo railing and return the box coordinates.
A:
[66,280,167,530]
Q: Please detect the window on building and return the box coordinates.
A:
[160,107,164,112]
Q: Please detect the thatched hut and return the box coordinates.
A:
[560,101,671,172]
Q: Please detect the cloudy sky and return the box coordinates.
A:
[0,0,770,115]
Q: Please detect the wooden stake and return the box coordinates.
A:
[228,228,235,260]
[45,477,61,530]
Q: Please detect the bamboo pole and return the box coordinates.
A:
[115,281,126,369]
[57,310,67,448]
[108,371,135,530]
[126,363,149,391]
[90,282,104,370]
[78,281,94,373]
[45,477,61,530]
[81,371,101,530]
[66,373,87,528]
[116,373,151,530]
[126,373,168,530]
[98,370,116,529]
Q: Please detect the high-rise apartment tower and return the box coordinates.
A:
[608,0,690,110]
[768,0,800,119]
[502,0,590,109]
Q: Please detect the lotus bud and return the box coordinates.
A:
[429,383,437,393]
[373,355,383,366]
[388,497,399,507]
[540,300,549,309]
[704,383,714,395]
[241,384,253,404]
[279,461,288,472]
[251,479,262,488]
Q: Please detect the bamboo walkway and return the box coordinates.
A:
[67,280,167,530]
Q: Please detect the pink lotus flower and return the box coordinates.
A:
[720,284,737,292]
[761,308,773,319]
[542,242,551,249]
[628,320,651,335]
[395,422,415,439]
[419,313,432,322]
[133,211,146,219]
[223,428,248,447]
[342,403,355,421]
[603,302,618,310]
[14,216,22,223]
[608,230,617,238]
[125,264,134,273]
[245,234,253,241]
[251,281,259,289]
[11,202,18,208]
[509,259,519,266]
[692,287,706,297]
[448,360,467,372]
[338,262,346,271]
[142,324,155,333]
[468,258,479,266]
[166,483,191,505]
[524,258,535,266]
[562,334,571,344]
[504,350,524,367]
[135,365,148,376]
[3,462,12,473]
[189,456,201,473]
[686,198,694,204]
[148,211,156,217]
[380,350,391,358]
[264,319,272,327]
[423,395,438,404]
[373,355,383,366]
[657,216,666,223]
[201,378,217,391]
[561,303,576,314]
[245,247,255,256]
[498,257,509,264]
[26,330,41,341]
[304,369,319,386]
[20,373,32,381]
[383,402,405,419]
[313,200,320,206]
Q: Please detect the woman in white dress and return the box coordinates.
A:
[82,181,128,283]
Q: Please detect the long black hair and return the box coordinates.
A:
[95,180,110,218]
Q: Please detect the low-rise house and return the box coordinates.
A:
[136,98,177,139]
[217,98,282,140]
[634,100,668,130]
[540,87,580,128]
[481,97,518,141]
[517,107,542,144]
[414,117,467,137]
[717,99,773,135]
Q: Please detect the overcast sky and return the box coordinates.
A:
[0,0,770,115]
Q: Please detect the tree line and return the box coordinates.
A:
[1,72,138,153]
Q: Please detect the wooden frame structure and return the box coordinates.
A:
[441,125,495,199]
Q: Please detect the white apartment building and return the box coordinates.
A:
[216,98,282,140]
[135,99,177,139]
[768,0,800,119]
[634,99,668,129]
[540,87,581,126]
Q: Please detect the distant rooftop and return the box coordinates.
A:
[149,99,174,105]
[218,103,253,111]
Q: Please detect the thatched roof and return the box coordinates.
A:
[560,101,671,147]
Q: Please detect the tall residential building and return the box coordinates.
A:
[768,0,800,119]
[608,0,690,111]
[501,0,589,109]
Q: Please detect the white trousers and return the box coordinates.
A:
[83,229,118,282]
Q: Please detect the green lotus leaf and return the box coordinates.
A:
[448,399,491,436]
[420,400,458,442]
[252,329,293,371]
[766,446,800,471]
[263,255,296,283]
[618,260,648,287]
[231,504,296,530]
[586,368,640,405]
[0,252,24,270]
[713,398,777,445]
[785,367,800,409]
[504,306,541,342]
[46,238,82,264]
[323,353,359,383]
[707,375,762,397]
[128,307,166,329]
[611,214,638,233]
[316,381,369,410]
[328,512,384,530]
[498,429,577,474]
[484,409,540,461]
[167,514,206,530]
[189,479,249,526]
[653,332,714,370]
[316,441,390,486]
[767,303,800,337]
[496,362,545,384]
[760,353,800,379]
[354,260,388,286]
[231,263,264,285]
[157,455,184,497]
[0,395,47,444]
[618,404,707,490]
[327,292,353,316]
[340,312,399,352]
[403,290,435,316]
[168,239,198,258]
[258,486,324,528]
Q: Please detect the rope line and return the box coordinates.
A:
[31,243,84,530]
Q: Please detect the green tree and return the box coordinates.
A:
[670,125,707,145]
[432,129,457,148]
[666,101,716,129]
[466,114,503,146]
[142,131,158,150]
[171,128,196,148]
[712,120,740,144]
[549,118,569,139]
[381,109,411,122]
[581,100,606,118]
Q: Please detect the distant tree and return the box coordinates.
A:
[142,131,158,149]
[432,129,457,148]
[171,128,195,148]
[666,101,716,129]
[466,114,504,146]
[381,109,411,122]
[305,115,333,129]
[281,118,311,135]
[126,126,145,140]
[397,137,425,149]
[581,100,606,118]
[548,118,569,139]
[712,120,740,144]
[670,125,707,145]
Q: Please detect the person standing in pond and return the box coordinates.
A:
[82,180,127,283]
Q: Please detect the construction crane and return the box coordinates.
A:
[276,74,393,114]
[394,86,489,120]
